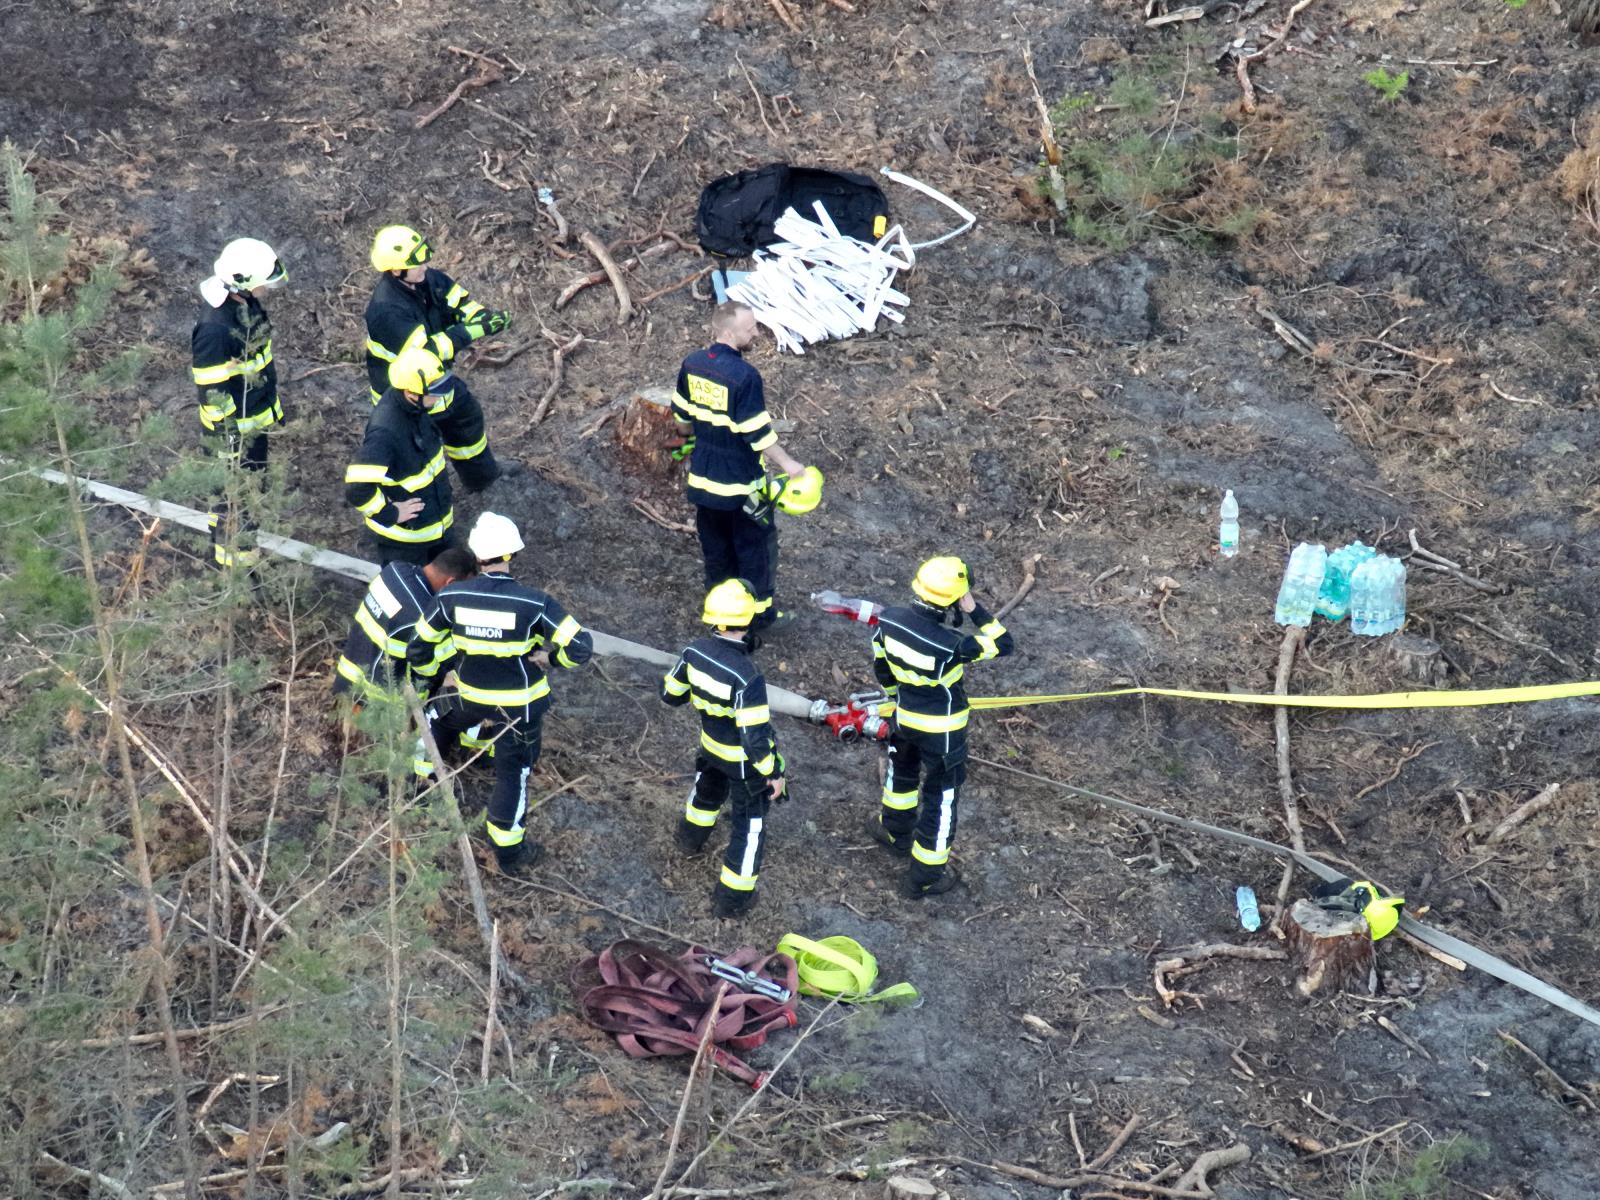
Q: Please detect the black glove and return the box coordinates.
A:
[481,309,512,336]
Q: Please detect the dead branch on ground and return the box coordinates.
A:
[1350,741,1436,804]
[1486,782,1565,845]
[416,50,505,129]
[646,982,730,1199]
[580,230,636,323]
[556,240,678,310]
[996,553,1042,620]
[633,497,696,534]
[1234,0,1316,114]
[1153,943,1287,1010]
[1497,1029,1599,1112]
[638,265,716,306]
[767,0,803,33]
[1406,529,1504,594]
[984,1138,1251,1196]
[529,332,585,428]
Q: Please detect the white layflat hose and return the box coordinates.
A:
[879,167,977,250]
[32,468,820,718]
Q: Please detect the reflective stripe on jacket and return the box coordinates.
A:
[661,635,779,779]
[363,268,485,402]
[872,601,1013,739]
[191,295,283,433]
[343,390,454,545]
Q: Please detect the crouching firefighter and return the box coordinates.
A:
[868,556,1014,898]
[661,579,786,919]
[332,545,478,702]
[364,225,513,492]
[345,348,456,566]
[413,512,593,875]
[191,238,288,569]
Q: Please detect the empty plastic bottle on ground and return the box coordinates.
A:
[811,590,880,625]
[1218,490,1239,558]
[1273,542,1327,627]
[1315,541,1376,621]
[1349,555,1407,636]
[1236,885,1261,932]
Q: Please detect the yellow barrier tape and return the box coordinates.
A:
[776,934,920,1006]
[969,680,1600,712]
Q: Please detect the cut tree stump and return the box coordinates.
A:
[884,1175,945,1200]
[1284,899,1375,997]
[1386,633,1447,686]
[614,386,681,480]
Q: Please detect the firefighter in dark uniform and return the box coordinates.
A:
[414,512,593,874]
[868,556,1015,898]
[190,238,287,568]
[661,579,786,918]
[364,225,512,492]
[332,545,478,700]
[674,302,819,633]
[344,348,456,566]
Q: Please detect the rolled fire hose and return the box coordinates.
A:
[776,933,919,1006]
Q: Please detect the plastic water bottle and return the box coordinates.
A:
[1350,556,1406,636]
[1273,542,1327,627]
[1218,490,1239,558]
[1315,541,1377,622]
[811,590,880,625]
[1236,886,1261,932]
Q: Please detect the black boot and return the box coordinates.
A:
[868,817,912,858]
[711,885,757,919]
[903,865,961,899]
[675,819,713,855]
[495,839,545,876]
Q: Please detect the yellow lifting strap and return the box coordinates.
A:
[968,679,1600,712]
[776,934,920,1006]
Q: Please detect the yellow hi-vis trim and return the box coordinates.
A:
[775,934,920,1006]
[880,786,918,811]
[967,680,1600,712]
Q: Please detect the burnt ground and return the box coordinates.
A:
[7,0,1600,1196]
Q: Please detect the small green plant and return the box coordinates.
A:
[1348,1136,1486,1200]
[1364,66,1410,103]
[1503,0,1528,8]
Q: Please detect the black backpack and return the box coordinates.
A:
[695,164,890,257]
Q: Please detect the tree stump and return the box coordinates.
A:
[1284,899,1375,997]
[1572,0,1600,36]
[884,1176,944,1200]
[1386,633,1447,686]
[614,385,682,480]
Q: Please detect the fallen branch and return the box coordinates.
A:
[1486,783,1564,845]
[36,1152,136,1200]
[416,53,504,129]
[1172,1142,1251,1194]
[995,553,1042,620]
[1497,1029,1599,1112]
[632,497,696,534]
[767,0,803,33]
[1235,0,1316,113]
[481,920,502,1082]
[1407,529,1503,594]
[580,230,635,323]
[1305,1120,1410,1159]
[637,264,716,306]
[647,982,730,1200]
[1086,1113,1143,1172]
[66,1006,291,1050]
[556,240,676,310]
[529,332,585,428]
[1349,741,1436,805]
[1154,943,1287,1010]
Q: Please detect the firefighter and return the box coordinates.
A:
[661,579,785,918]
[344,347,456,566]
[332,545,478,701]
[674,301,820,634]
[364,225,513,492]
[191,238,287,569]
[868,556,1014,898]
[414,512,593,874]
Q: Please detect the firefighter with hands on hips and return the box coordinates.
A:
[413,512,593,876]
[364,225,514,492]
[332,545,478,702]
[345,347,456,566]
[661,578,786,918]
[674,301,823,634]
[868,556,1015,898]
[191,237,288,569]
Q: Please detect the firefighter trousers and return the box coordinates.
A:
[679,755,771,899]
[694,506,779,626]
[370,530,456,568]
[878,729,967,886]
[432,378,499,492]
[428,693,547,849]
[207,427,269,569]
